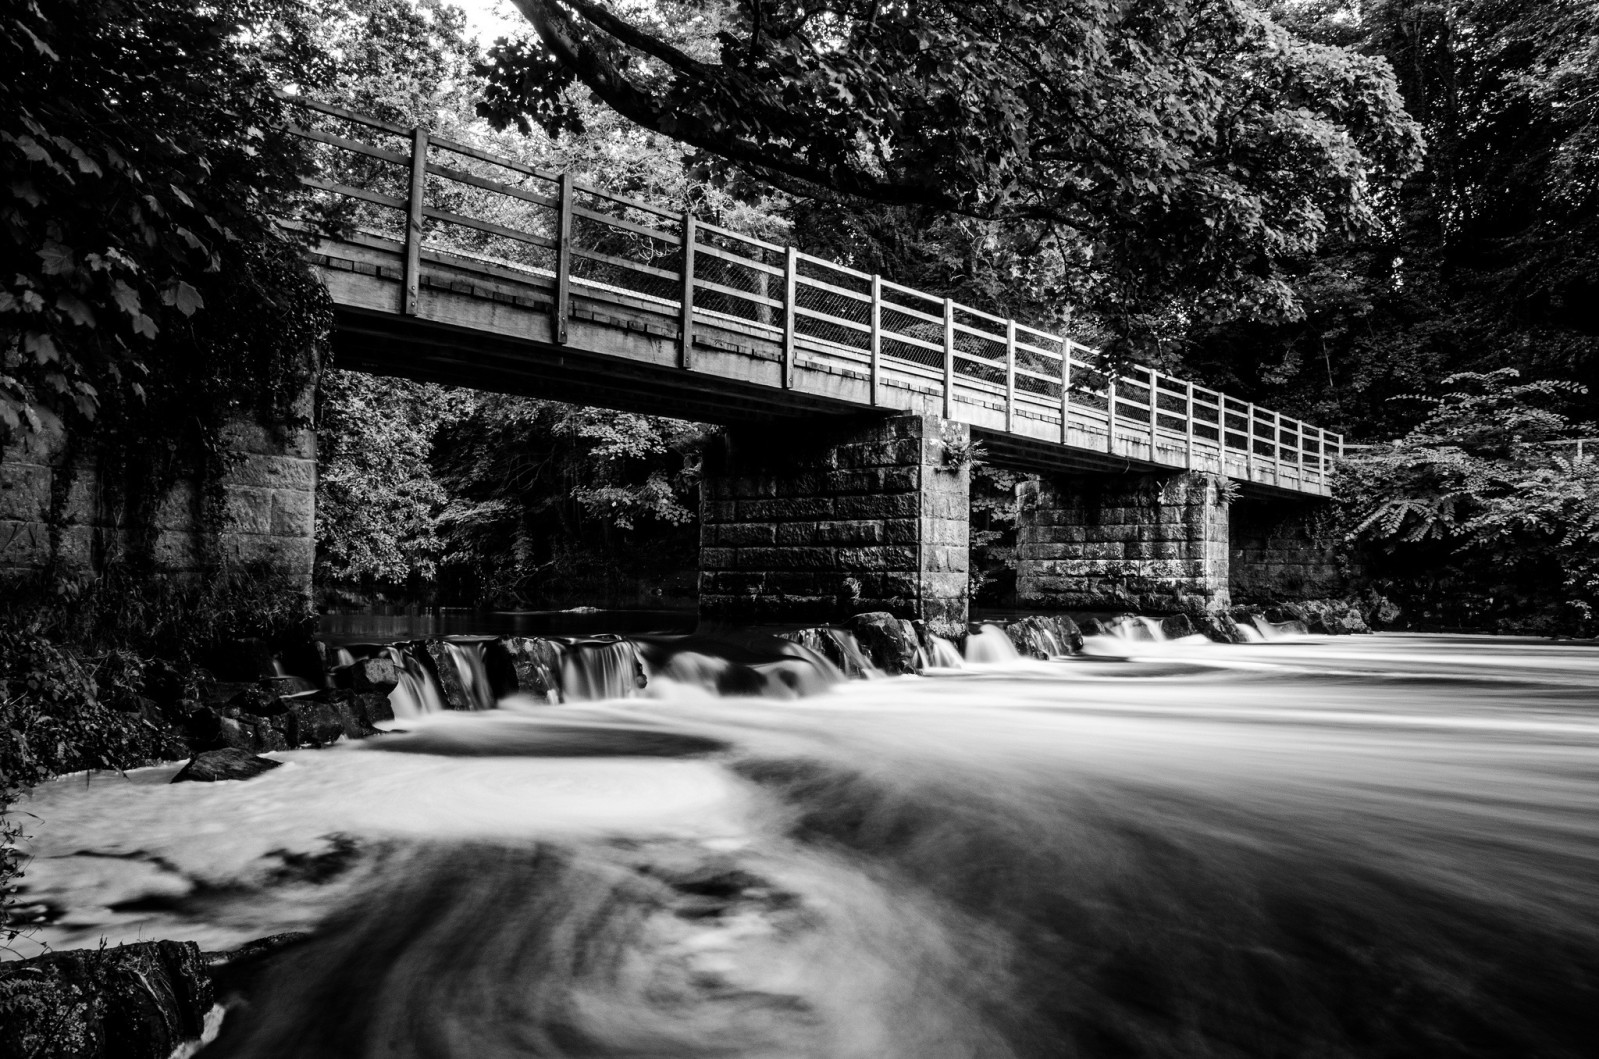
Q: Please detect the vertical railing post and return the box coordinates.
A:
[1244,402,1257,480]
[1272,410,1283,485]
[1059,338,1072,444]
[402,127,428,316]
[942,297,955,419]
[1004,320,1016,434]
[869,275,882,406]
[781,246,797,389]
[1106,376,1117,454]
[553,171,574,345]
[678,212,696,369]
[1295,419,1305,483]
[1184,382,1196,470]
[1147,368,1159,451]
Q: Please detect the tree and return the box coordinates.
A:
[482,0,1423,357]
[2,0,329,563]
[1339,369,1599,632]
[1186,0,1599,436]
[431,397,707,605]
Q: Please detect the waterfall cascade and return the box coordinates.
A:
[322,608,1303,716]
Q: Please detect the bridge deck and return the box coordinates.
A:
[290,97,1337,497]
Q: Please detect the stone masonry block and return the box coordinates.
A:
[223,486,274,536]
[0,464,51,522]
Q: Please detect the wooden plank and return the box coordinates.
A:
[1185,381,1196,469]
[403,127,427,316]
[782,246,797,389]
[554,172,574,345]
[942,297,955,418]
[691,275,784,310]
[679,214,696,369]
[1059,333,1071,444]
[570,246,678,282]
[797,249,874,282]
[1106,378,1117,453]
[289,125,409,165]
[951,319,1008,344]
[696,219,786,254]
[571,203,680,244]
[796,273,873,305]
[429,134,561,183]
[870,275,882,407]
[1245,402,1257,479]
[794,304,873,335]
[424,206,558,250]
[574,180,682,220]
[693,241,784,276]
[1005,319,1016,434]
[1148,369,1160,448]
[299,175,407,211]
[280,93,411,136]
[427,160,560,211]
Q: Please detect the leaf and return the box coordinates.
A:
[37,241,75,276]
[131,312,159,339]
[23,332,59,364]
[162,280,204,316]
[55,293,95,326]
[110,279,141,317]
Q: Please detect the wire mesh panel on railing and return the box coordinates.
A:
[794,255,874,364]
[876,280,945,374]
[1115,376,1153,432]
[693,224,785,329]
[1190,388,1223,446]
[951,306,1008,390]
[424,136,560,280]
[1154,377,1190,435]
[567,186,682,306]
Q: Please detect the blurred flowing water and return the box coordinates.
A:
[10,633,1599,1058]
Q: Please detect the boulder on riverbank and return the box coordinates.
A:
[1004,615,1084,658]
[172,747,283,783]
[0,940,212,1059]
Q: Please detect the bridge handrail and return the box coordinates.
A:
[280,93,1343,488]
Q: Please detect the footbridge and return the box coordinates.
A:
[288,97,1346,624]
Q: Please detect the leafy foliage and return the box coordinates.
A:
[1188,0,1599,433]
[1,0,331,569]
[316,371,465,589]
[431,396,707,605]
[484,0,1422,353]
[1339,370,1599,632]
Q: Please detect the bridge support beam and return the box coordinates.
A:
[699,413,969,628]
[1014,472,1230,614]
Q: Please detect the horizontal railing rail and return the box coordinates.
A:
[281,95,1342,490]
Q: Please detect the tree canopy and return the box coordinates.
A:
[483,0,1423,351]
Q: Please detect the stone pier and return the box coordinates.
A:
[1230,497,1348,602]
[699,412,969,626]
[1015,473,1231,613]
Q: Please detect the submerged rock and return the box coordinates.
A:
[1005,615,1083,658]
[0,940,212,1059]
[504,636,563,701]
[845,611,921,674]
[172,747,283,783]
[423,641,474,709]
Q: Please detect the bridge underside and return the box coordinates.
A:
[334,302,1305,503]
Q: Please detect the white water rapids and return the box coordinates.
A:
[8,632,1599,1057]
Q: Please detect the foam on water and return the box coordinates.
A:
[8,632,1599,1058]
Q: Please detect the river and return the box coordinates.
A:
[10,632,1599,1057]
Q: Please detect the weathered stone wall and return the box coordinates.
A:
[1014,473,1230,613]
[700,412,969,626]
[0,406,316,586]
[1229,498,1348,602]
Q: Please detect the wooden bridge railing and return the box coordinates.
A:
[283,95,1343,490]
